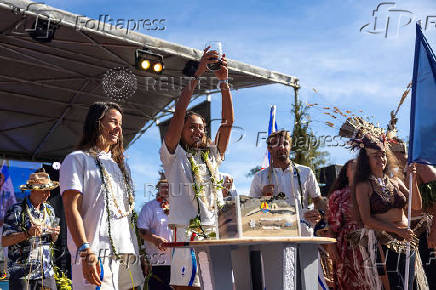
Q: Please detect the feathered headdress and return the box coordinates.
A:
[339,117,386,151]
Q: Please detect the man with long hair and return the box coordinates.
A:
[160,47,233,289]
[60,102,144,290]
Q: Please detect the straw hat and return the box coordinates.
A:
[19,169,59,191]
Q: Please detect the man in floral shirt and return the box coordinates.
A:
[2,169,60,290]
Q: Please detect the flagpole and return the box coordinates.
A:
[404,172,413,290]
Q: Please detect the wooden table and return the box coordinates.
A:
[163,236,335,290]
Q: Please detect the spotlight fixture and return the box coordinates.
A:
[140,59,151,70]
[153,62,163,73]
[135,49,164,74]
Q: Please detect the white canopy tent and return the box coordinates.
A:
[0,0,299,162]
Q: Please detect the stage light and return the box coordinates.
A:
[140,59,151,70]
[135,49,164,74]
[153,62,163,73]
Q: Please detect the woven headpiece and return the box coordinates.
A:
[339,117,386,151]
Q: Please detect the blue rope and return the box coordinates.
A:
[95,258,104,290]
[188,249,197,286]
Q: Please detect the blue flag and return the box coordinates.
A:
[267,105,278,163]
[261,105,278,169]
[408,24,436,165]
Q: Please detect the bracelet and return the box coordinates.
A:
[78,242,90,252]
[217,79,229,90]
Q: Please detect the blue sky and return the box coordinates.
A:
[17,0,436,210]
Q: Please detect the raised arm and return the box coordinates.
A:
[213,54,234,156]
[165,48,220,153]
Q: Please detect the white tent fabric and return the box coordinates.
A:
[0,0,299,162]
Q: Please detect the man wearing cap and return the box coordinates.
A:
[1,169,60,290]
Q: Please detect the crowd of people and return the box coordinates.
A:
[0,46,434,290]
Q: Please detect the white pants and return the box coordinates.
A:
[71,253,144,290]
[170,227,200,287]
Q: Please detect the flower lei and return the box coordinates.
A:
[25,204,47,226]
[156,196,169,215]
[187,149,223,239]
[100,166,135,218]
[95,155,137,260]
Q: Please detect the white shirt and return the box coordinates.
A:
[250,163,321,236]
[249,163,321,207]
[160,144,224,226]
[137,200,172,265]
[220,172,238,197]
[59,150,138,256]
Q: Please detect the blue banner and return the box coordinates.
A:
[408,24,436,165]
[267,105,278,163]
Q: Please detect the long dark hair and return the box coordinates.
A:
[77,102,126,172]
[328,159,354,195]
[180,110,211,150]
[351,147,396,223]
